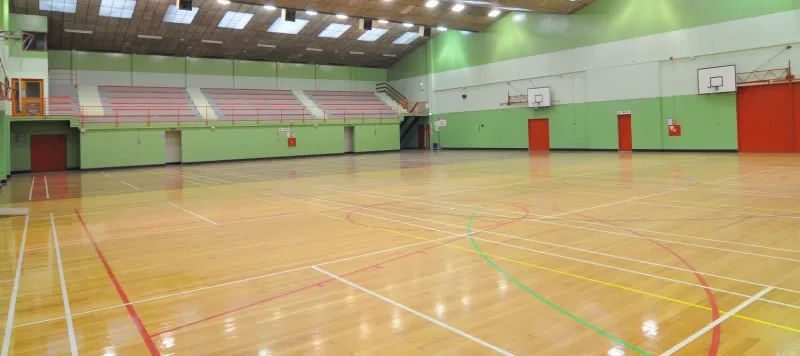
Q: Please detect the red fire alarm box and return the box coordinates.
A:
[668,125,681,136]
[288,137,297,147]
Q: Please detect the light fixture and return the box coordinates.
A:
[64,28,92,34]
[99,0,136,19]
[163,4,199,24]
[336,13,348,19]
[424,0,439,8]
[216,0,229,4]
[378,19,388,24]
[40,0,77,13]
[137,34,162,39]
[267,17,310,34]
[393,32,418,44]
[513,13,525,22]
[263,4,276,10]
[383,54,397,57]
[281,8,296,21]
[358,28,388,42]
[257,43,276,48]
[402,22,413,27]
[218,11,254,29]
[349,51,364,55]
[437,26,447,31]
[451,3,465,12]
[488,9,501,17]
[318,23,351,38]
[305,10,317,16]
[306,48,323,52]
[202,39,223,44]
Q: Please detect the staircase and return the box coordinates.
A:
[186,88,216,120]
[376,83,408,112]
[293,90,324,119]
[375,92,407,113]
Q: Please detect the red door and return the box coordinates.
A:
[617,114,632,151]
[737,83,793,153]
[30,134,67,172]
[528,119,550,152]
[417,125,428,149]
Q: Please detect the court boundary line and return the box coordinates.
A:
[318,187,800,263]
[50,214,78,356]
[75,210,160,355]
[660,287,774,356]
[291,194,800,308]
[166,201,218,226]
[165,169,233,184]
[27,176,34,201]
[100,172,112,177]
[44,176,50,199]
[312,266,514,356]
[1,216,28,356]
[121,181,142,191]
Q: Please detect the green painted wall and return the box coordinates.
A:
[277,63,316,80]
[1,115,9,179]
[186,57,233,76]
[354,124,400,152]
[234,60,276,78]
[317,65,352,81]
[73,52,131,72]
[353,68,388,82]
[10,121,79,172]
[433,93,737,150]
[0,0,8,31]
[80,130,164,169]
[133,54,186,74]
[390,0,799,79]
[9,13,46,32]
[48,50,72,69]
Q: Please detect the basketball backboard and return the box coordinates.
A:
[527,87,551,108]
[697,65,736,94]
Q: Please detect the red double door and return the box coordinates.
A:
[30,134,67,172]
[737,83,800,153]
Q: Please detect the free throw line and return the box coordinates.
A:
[166,201,218,225]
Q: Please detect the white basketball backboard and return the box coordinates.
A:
[697,65,736,94]
[527,87,551,108]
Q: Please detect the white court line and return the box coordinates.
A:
[167,169,233,184]
[660,286,774,356]
[709,167,783,184]
[313,266,514,356]
[316,187,800,263]
[15,233,466,328]
[166,201,218,226]
[43,176,50,199]
[121,181,142,191]
[100,172,112,177]
[1,216,29,356]
[28,176,35,201]
[50,214,78,356]
[285,194,800,309]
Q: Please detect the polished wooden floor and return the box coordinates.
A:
[1,150,799,355]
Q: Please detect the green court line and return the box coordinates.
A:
[467,202,652,356]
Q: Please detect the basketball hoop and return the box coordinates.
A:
[501,94,528,106]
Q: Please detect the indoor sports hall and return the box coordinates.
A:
[0,0,799,355]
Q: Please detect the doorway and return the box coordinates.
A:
[30,134,67,172]
[617,114,632,151]
[737,83,794,153]
[417,124,430,149]
[527,119,550,152]
[344,126,355,153]
[165,130,182,164]
[12,78,44,116]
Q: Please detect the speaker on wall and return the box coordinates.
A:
[418,26,432,37]
[359,19,373,31]
[282,8,297,22]
[177,0,191,10]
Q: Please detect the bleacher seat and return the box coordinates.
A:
[202,88,312,122]
[94,86,202,123]
[47,84,80,117]
[306,91,397,120]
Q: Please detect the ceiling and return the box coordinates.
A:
[12,0,596,68]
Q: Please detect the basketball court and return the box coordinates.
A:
[1,151,799,355]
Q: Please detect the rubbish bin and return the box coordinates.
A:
[432,143,440,150]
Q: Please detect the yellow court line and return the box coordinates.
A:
[310,211,800,335]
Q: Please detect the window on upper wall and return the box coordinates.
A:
[23,32,47,52]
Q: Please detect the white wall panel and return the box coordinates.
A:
[316,79,352,91]
[586,62,660,102]
[234,76,276,89]
[276,78,316,90]
[187,74,234,88]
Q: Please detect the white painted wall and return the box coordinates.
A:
[78,70,131,86]
[234,76,277,89]
[276,78,316,90]
[133,73,186,87]
[186,74,234,88]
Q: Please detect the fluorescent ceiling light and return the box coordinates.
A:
[319,23,351,38]
[513,13,525,22]
[137,34,162,39]
[40,0,77,13]
[358,28,388,42]
[257,43,276,48]
[425,0,439,8]
[99,0,135,18]
[393,32,418,44]
[264,4,276,10]
[267,17,309,34]
[402,22,413,27]
[202,39,223,44]
[64,28,92,34]
[306,48,323,52]
[488,9,501,17]
[378,19,388,24]
[437,26,447,31]
[163,5,199,24]
[218,11,254,29]
[383,54,397,57]
[451,3,465,12]
[349,51,364,55]
[336,13,348,19]
[305,10,317,16]
[216,0,229,4]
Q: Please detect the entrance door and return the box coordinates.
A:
[165,131,182,164]
[344,126,355,153]
[527,119,550,152]
[417,125,429,149]
[617,114,632,151]
[11,79,44,116]
[30,134,67,172]
[737,83,793,152]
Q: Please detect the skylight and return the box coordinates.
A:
[358,28,388,42]
[393,32,419,45]
[267,18,310,35]
[218,11,253,29]
[99,0,135,19]
[318,23,351,38]
[40,0,77,13]
[163,5,199,24]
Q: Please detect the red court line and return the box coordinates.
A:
[149,203,530,337]
[75,210,161,355]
